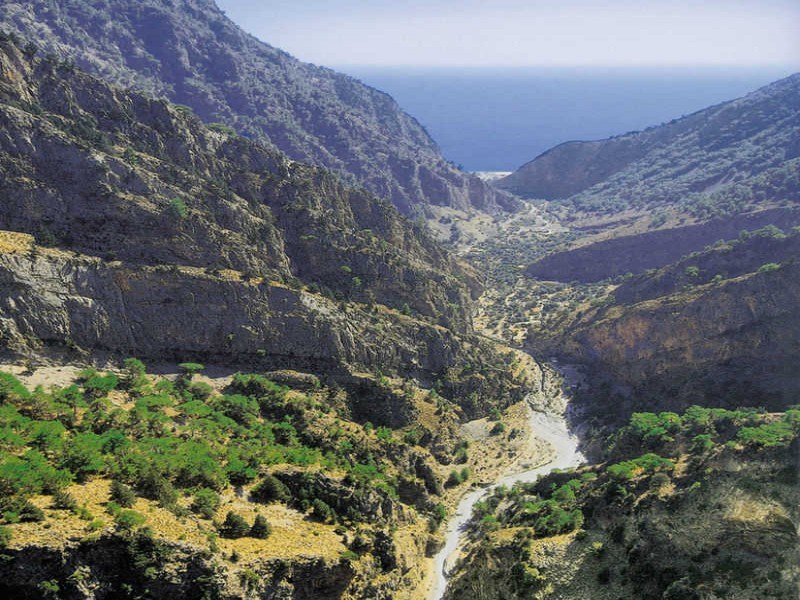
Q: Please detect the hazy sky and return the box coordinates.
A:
[216,0,800,68]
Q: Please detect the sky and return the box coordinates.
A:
[216,0,800,68]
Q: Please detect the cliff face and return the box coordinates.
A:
[0,246,465,380]
[529,233,800,416]
[499,73,800,209]
[0,0,517,216]
[0,40,533,416]
[0,40,474,331]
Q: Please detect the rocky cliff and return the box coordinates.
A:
[0,1,517,216]
[0,38,531,413]
[529,232,800,419]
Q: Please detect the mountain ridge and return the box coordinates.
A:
[0,0,518,217]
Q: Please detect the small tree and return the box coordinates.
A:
[250,514,271,539]
[311,499,335,523]
[219,511,250,539]
[251,475,291,504]
[110,480,136,508]
[122,358,148,390]
[191,488,220,519]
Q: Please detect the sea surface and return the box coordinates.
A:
[339,66,796,171]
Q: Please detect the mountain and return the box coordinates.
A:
[493,73,800,281]
[528,226,800,423]
[0,37,535,410]
[0,0,517,217]
[0,36,545,598]
[498,72,800,209]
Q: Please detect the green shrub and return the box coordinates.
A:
[219,511,250,538]
[168,198,188,219]
[110,480,136,508]
[53,489,78,510]
[250,475,291,504]
[311,499,335,523]
[757,262,781,273]
[115,509,146,530]
[83,374,119,398]
[191,488,220,519]
[250,514,271,539]
[0,371,31,404]
[0,525,12,548]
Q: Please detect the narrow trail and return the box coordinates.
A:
[427,374,585,600]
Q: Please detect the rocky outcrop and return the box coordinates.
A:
[0,534,359,599]
[537,262,800,414]
[0,39,476,331]
[0,1,518,216]
[0,247,471,382]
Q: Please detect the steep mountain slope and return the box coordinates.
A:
[0,0,516,217]
[528,228,800,422]
[0,38,534,411]
[498,73,800,210]
[446,406,800,600]
[0,36,546,599]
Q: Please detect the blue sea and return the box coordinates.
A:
[339,66,796,171]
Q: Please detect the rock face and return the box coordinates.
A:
[498,73,800,208]
[531,232,800,415]
[0,39,474,330]
[0,0,517,216]
[0,247,465,380]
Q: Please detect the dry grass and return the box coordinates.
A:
[0,230,33,253]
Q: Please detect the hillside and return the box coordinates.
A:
[527,227,800,424]
[445,406,800,600]
[0,37,541,408]
[0,36,551,599]
[0,0,517,217]
[493,73,800,283]
[498,73,800,211]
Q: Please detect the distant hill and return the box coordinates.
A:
[498,73,800,214]
[498,74,800,282]
[0,0,516,216]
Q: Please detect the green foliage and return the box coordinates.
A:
[0,525,11,548]
[737,419,795,447]
[83,374,119,398]
[178,362,204,376]
[191,488,220,519]
[110,480,136,508]
[250,514,271,539]
[0,372,31,404]
[207,122,236,135]
[115,509,146,530]
[311,498,335,523]
[757,262,781,273]
[251,475,291,504]
[219,511,250,538]
[122,358,147,388]
[53,488,78,510]
[445,467,470,488]
[167,197,188,219]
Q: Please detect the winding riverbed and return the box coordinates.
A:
[427,401,585,600]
